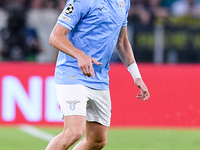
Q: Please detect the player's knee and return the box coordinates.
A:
[63,130,84,143]
[90,138,107,149]
[98,140,107,149]
[71,132,83,142]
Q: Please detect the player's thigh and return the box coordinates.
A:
[63,115,86,134]
[85,121,109,142]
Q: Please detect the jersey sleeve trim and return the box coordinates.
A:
[57,21,73,31]
[122,21,128,27]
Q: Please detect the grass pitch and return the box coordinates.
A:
[0,126,200,150]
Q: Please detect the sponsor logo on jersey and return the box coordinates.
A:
[97,7,105,11]
[66,100,80,110]
[69,75,77,79]
[65,4,75,15]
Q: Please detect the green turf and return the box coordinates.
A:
[0,127,47,150]
[0,127,200,150]
[105,128,200,150]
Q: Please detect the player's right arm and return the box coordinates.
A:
[50,0,101,77]
[49,24,101,77]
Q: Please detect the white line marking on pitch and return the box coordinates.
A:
[19,125,55,141]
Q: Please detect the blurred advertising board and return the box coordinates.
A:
[0,62,200,128]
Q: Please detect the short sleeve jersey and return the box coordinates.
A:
[55,0,130,90]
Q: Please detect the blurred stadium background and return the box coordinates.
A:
[0,0,200,149]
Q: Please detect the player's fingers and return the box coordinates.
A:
[142,97,148,101]
[80,65,90,77]
[136,95,144,99]
[82,65,95,77]
[141,96,148,101]
[141,91,150,101]
[136,94,140,97]
[136,93,144,99]
[88,65,95,77]
[136,91,149,101]
[92,58,102,66]
[137,93,143,96]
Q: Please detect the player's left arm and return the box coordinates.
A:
[116,26,150,101]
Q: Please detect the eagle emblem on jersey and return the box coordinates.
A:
[118,2,125,12]
[65,4,74,15]
[66,100,80,110]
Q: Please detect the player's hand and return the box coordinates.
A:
[134,78,150,101]
[77,53,101,77]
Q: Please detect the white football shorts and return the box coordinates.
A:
[55,84,111,126]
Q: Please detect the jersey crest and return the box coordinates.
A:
[118,2,125,12]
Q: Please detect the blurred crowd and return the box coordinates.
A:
[0,0,65,62]
[128,0,200,26]
[0,0,200,62]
